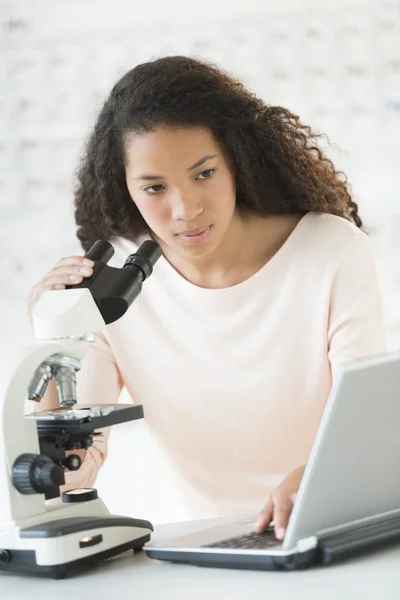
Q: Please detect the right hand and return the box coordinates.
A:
[28,255,95,321]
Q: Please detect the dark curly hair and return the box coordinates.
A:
[74,55,364,251]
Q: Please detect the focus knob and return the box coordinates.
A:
[12,453,64,495]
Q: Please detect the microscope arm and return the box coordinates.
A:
[1,339,86,523]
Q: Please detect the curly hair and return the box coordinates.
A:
[74,55,364,251]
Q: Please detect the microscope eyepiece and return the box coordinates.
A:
[123,240,163,280]
[64,240,162,324]
[84,240,115,263]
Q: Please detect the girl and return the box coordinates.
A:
[28,55,387,539]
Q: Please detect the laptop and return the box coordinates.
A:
[144,351,400,570]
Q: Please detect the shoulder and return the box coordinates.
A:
[301,212,373,261]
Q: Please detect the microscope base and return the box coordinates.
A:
[0,515,153,579]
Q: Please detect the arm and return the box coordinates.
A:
[327,229,388,376]
[61,331,123,491]
[257,229,388,536]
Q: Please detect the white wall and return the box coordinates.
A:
[1,0,399,524]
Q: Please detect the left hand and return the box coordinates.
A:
[255,464,306,540]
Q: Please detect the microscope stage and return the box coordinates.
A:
[25,403,144,434]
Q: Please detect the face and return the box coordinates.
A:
[124,126,237,259]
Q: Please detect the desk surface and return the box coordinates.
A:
[2,516,400,599]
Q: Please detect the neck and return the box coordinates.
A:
[153,212,304,290]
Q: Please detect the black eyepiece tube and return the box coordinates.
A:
[135,240,162,266]
[124,241,162,280]
[84,240,115,264]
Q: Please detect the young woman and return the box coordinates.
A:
[28,55,387,539]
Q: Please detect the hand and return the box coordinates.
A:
[255,464,306,540]
[28,255,94,322]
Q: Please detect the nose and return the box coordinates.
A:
[171,190,203,221]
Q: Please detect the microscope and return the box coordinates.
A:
[0,239,162,578]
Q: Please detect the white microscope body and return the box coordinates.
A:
[0,240,161,578]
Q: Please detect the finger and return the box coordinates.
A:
[39,266,93,288]
[49,264,94,278]
[54,256,94,269]
[272,494,294,540]
[255,496,274,533]
[41,273,84,289]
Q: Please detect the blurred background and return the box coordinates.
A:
[1,0,399,523]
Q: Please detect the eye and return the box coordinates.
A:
[142,184,165,194]
[196,168,216,180]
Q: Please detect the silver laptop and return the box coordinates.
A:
[145,351,400,570]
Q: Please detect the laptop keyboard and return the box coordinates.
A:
[203,529,280,550]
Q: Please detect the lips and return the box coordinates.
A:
[177,226,209,237]
[176,225,212,245]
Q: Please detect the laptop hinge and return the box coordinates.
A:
[295,535,318,553]
[316,508,400,539]
[316,514,400,564]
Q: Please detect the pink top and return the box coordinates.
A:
[64,212,387,518]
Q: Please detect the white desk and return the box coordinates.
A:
[2,517,400,600]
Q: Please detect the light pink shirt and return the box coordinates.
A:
[64,212,387,518]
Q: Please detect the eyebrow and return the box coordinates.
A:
[134,154,217,181]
